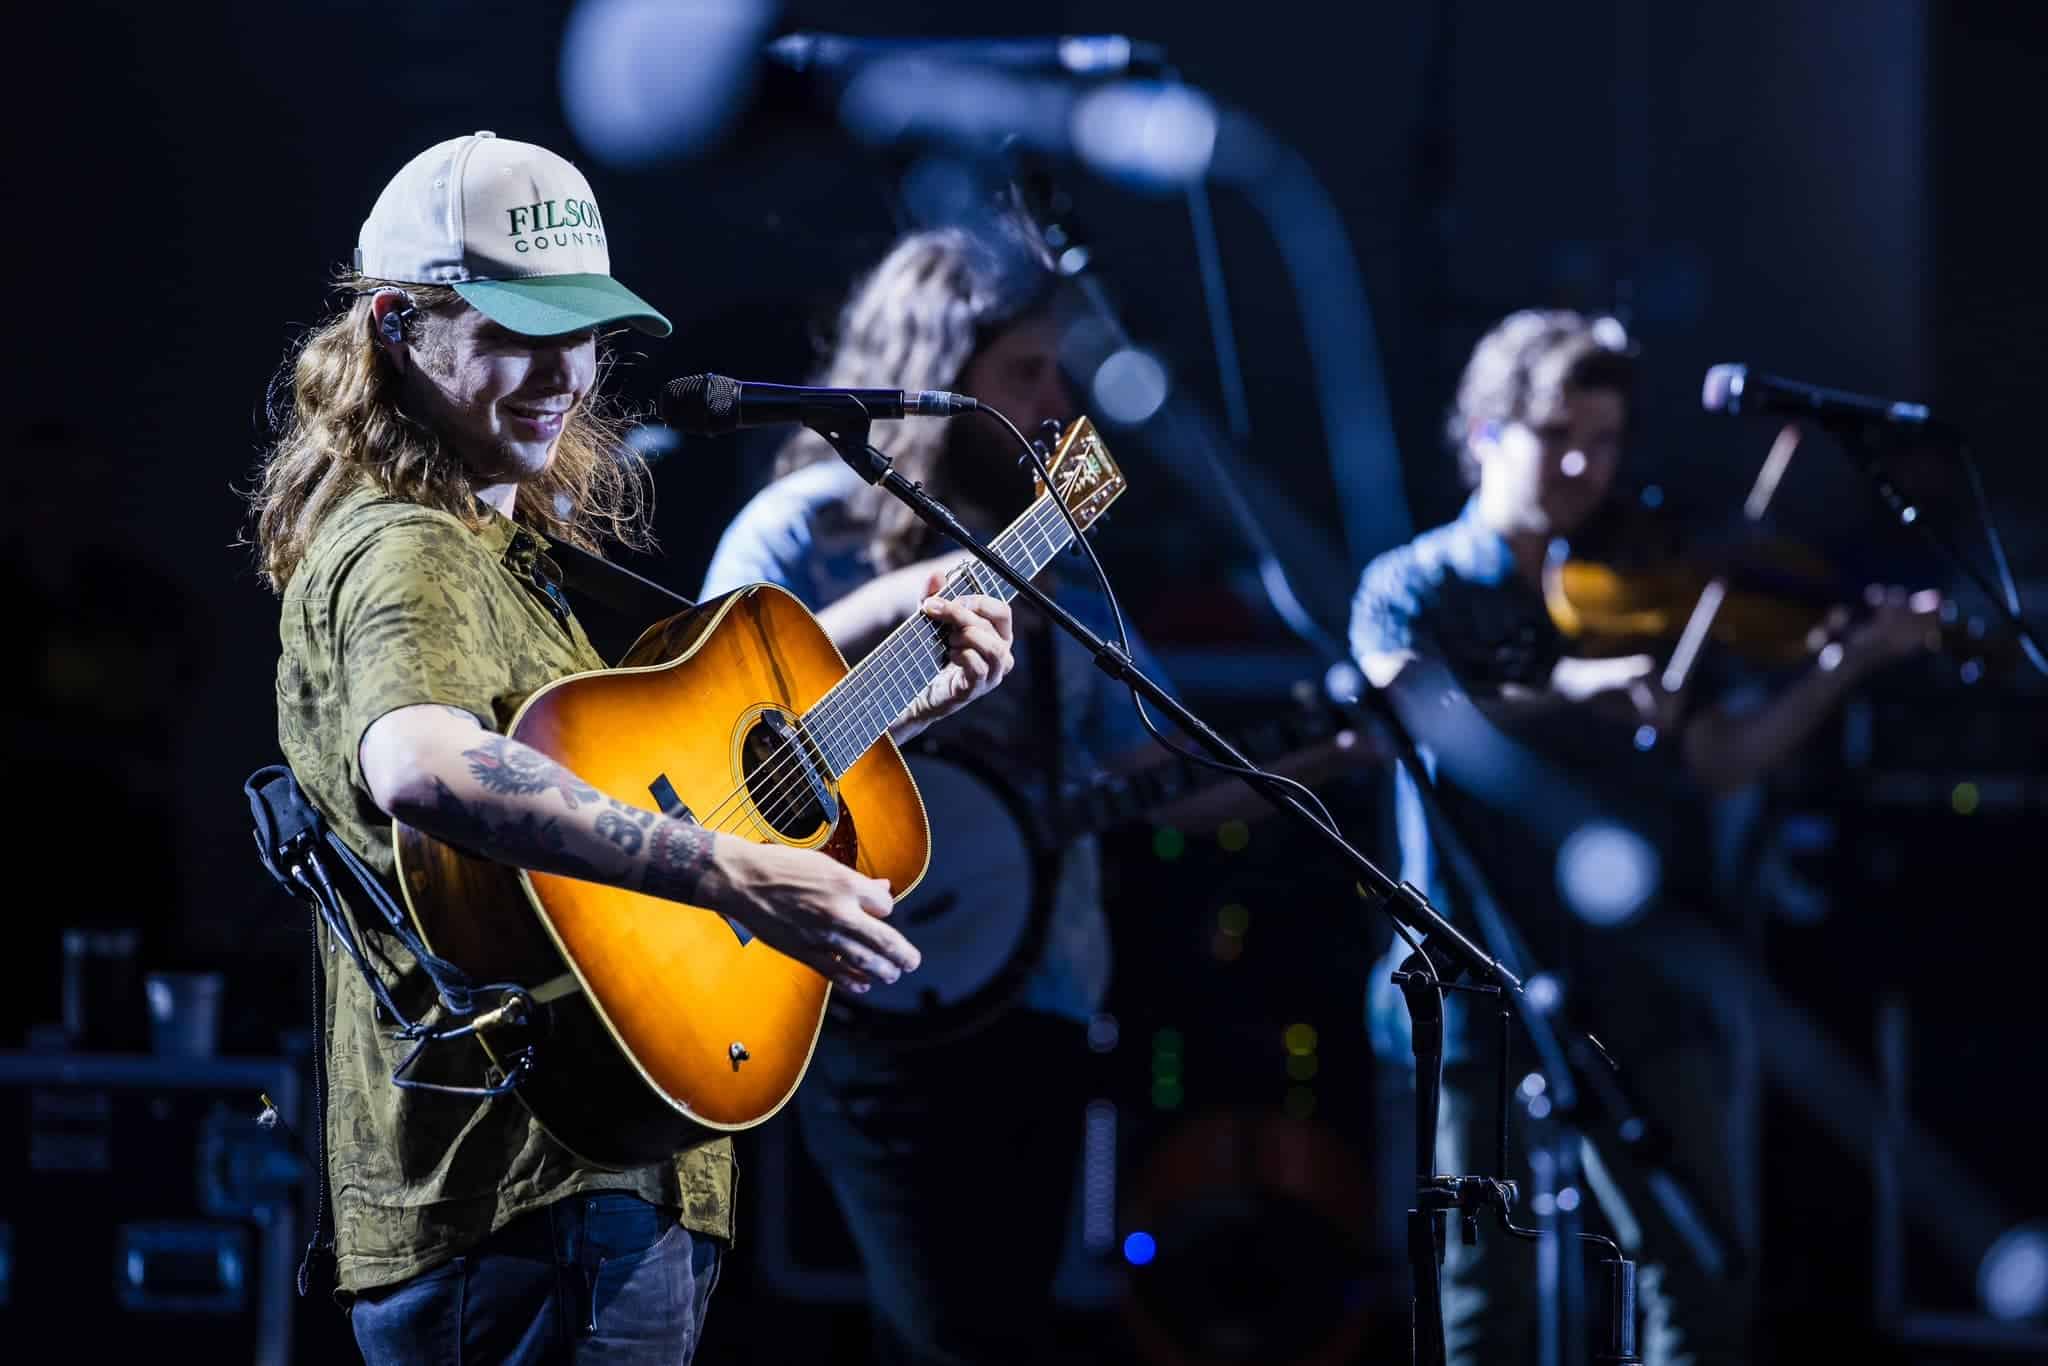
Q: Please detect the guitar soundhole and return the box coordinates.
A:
[741,709,838,841]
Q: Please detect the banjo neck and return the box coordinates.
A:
[1044,702,1341,844]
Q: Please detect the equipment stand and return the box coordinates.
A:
[798,411,1646,1359]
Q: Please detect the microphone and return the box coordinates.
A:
[661,374,979,435]
[1701,364,1956,440]
[764,31,1169,80]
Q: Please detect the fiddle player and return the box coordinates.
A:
[1349,309,1941,1363]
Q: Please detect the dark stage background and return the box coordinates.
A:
[9,2,2047,1362]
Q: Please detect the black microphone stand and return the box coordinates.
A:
[805,407,1562,1365]
[1818,415,2048,676]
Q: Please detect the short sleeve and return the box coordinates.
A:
[1349,543,1430,666]
[700,494,811,599]
[333,516,510,785]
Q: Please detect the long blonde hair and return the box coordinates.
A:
[246,271,653,594]
[776,224,1054,570]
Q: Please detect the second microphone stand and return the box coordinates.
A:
[805,408,1624,1365]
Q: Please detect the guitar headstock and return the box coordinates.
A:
[1031,415,1128,536]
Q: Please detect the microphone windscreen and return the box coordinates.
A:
[1700,363,1746,414]
[660,374,743,434]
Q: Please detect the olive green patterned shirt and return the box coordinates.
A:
[275,482,734,1297]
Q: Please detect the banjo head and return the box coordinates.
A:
[834,748,1051,1044]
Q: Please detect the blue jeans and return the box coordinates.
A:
[350,1194,722,1365]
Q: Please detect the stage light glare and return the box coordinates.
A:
[1069,81,1218,190]
[1091,347,1169,426]
[560,0,773,167]
[1980,1223,2048,1322]
[1556,821,1660,927]
[1525,974,1563,1014]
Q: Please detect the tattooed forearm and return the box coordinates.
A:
[595,806,648,856]
[424,778,604,880]
[461,734,603,808]
[639,819,715,903]
[604,797,657,827]
[397,725,713,901]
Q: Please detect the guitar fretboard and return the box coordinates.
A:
[803,493,1080,779]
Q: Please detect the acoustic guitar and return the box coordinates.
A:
[393,418,1128,1169]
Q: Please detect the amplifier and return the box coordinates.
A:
[0,1052,305,1364]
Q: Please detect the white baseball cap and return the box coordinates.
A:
[355,130,670,337]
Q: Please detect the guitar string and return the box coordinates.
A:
[690,496,1068,839]
[682,493,1076,840]
[688,485,1072,837]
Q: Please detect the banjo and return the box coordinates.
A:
[833,684,1361,1044]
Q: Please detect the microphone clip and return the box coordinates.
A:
[803,405,890,485]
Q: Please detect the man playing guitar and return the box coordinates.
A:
[248,130,1015,1363]
[700,215,1370,1365]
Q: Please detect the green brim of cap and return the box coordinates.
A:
[454,273,671,338]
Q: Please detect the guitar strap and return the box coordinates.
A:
[544,536,697,623]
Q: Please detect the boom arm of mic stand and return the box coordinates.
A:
[805,413,1517,993]
[1827,418,2048,675]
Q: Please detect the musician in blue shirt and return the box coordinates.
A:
[1349,309,1943,1364]
[700,220,1180,1366]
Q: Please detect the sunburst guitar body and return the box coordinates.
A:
[391,418,1128,1169]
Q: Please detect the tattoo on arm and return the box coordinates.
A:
[604,796,657,827]
[595,806,648,856]
[461,734,603,808]
[639,819,715,903]
[424,778,603,879]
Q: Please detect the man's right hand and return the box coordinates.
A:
[697,837,921,993]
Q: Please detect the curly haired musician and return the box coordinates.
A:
[1349,309,1942,1363]
[700,218,1370,1365]
[248,131,1015,1365]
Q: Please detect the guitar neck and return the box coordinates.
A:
[1047,711,1331,842]
[803,495,1080,780]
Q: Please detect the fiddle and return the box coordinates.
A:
[1539,490,2011,682]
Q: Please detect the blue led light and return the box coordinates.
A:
[1123,1231,1157,1266]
